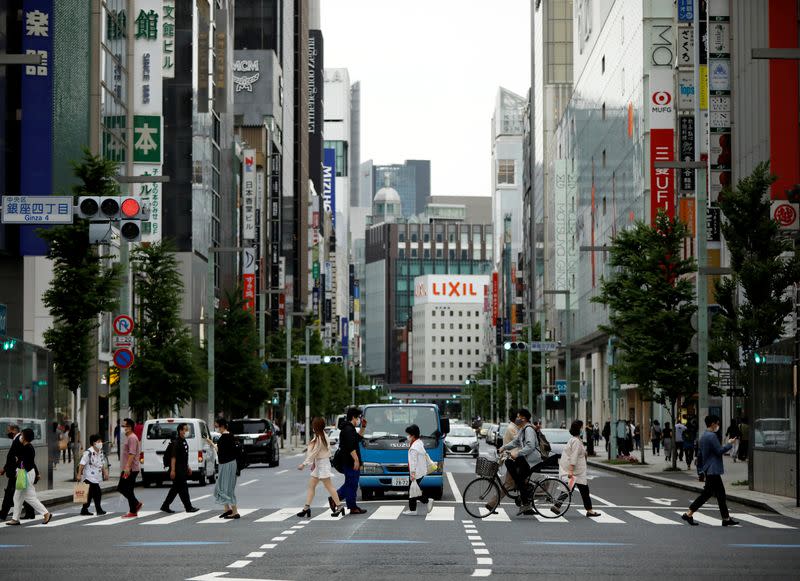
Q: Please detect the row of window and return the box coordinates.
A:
[431,323,478,330]
[431,374,473,382]
[430,360,480,369]
[399,248,484,260]
[422,348,484,357]
[432,310,481,318]
[431,336,482,343]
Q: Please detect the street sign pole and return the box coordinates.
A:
[305,325,310,446]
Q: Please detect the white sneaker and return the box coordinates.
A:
[401,509,418,516]
[427,500,434,513]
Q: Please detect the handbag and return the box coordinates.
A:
[409,479,422,499]
[73,482,90,504]
[425,452,438,475]
[15,465,28,491]
[58,437,67,451]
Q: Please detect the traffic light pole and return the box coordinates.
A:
[305,325,310,446]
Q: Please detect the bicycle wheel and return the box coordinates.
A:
[531,477,571,518]
[462,477,503,519]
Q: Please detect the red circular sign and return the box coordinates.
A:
[773,203,797,227]
[652,91,672,106]
[113,314,134,335]
[113,348,134,369]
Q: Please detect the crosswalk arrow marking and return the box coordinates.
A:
[645,497,678,506]
[187,573,293,581]
[629,483,652,489]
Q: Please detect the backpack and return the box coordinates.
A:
[162,441,174,468]
[536,430,551,459]
[234,438,246,475]
[331,447,346,474]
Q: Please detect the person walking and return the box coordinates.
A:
[161,423,200,514]
[557,420,601,517]
[726,419,741,462]
[297,417,345,518]
[5,428,52,525]
[585,420,596,456]
[681,415,740,527]
[332,407,368,515]
[633,423,641,451]
[674,420,687,461]
[684,422,697,470]
[650,420,662,456]
[48,422,60,471]
[593,423,601,447]
[206,418,240,519]
[738,418,749,461]
[602,421,611,454]
[77,434,109,516]
[0,424,35,521]
[119,418,143,518]
[402,424,433,516]
[662,422,673,462]
[59,425,69,464]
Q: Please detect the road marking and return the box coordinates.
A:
[588,493,617,507]
[476,558,493,565]
[318,540,426,544]
[311,508,345,522]
[646,497,677,506]
[483,508,511,522]
[142,510,210,525]
[31,514,97,527]
[446,472,463,503]
[197,508,258,523]
[426,506,454,521]
[468,535,482,540]
[0,545,30,548]
[629,483,651,489]
[276,470,288,475]
[675,511,721,526]
[523,541,634,546]
[191,494,212,502]
[271,536,287,541]
[732,513,796,529]
[86,510,158,525]
[246,552,266,558]
[462,519,473,523]
[119,541,230,547]
[474,548,490,555]
[254,508,300,522]
[533,514,568,523]
[259,544,277,549]
[471,569,491,577]
[227,561,251,568]
[279,530,296,535]
[626,510,680,525]
[730,544,800,548]
[471,542,486,547]
[239,479,258,487]
[368,505,405,520]
[576,510,626,523]
[187,573,292,581]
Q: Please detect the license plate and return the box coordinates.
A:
[391,477,409,487]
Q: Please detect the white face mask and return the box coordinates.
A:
[94,442,103,450]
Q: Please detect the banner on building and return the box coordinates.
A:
[679,116,695,192]
[242,247,256,314]
[649,69,676,224]
[341,317,349,357]
[554,160,577,310]
[323,148,336,227]
[492,272,498,325]
[162,0,175,77]
[242,149,256,240]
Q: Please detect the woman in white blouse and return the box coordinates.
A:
[297,417,345,518]
[557,420,601,517]
[403,424,433,516]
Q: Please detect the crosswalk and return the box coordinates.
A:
[4,506,796,529]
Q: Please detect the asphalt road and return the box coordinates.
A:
[1,442,799,580]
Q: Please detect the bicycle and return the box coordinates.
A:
[462,453,571,519]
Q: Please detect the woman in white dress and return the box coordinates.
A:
[557,420,601,517]
[296,417,345,518]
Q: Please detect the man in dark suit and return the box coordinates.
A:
[0,424,35,521]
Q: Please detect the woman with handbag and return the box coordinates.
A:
[205,418,240,519]
[296,417,345,518]
[557,420,601,517]
[6,428,51,525]
[77,434,108,516]
[402,424,433,516]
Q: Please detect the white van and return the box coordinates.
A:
[140,418,217,487]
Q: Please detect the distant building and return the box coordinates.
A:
[428,196,492,225]
[361,159,431,217]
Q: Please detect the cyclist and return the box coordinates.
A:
[499,408,541,515]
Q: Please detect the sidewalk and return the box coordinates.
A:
[587,450,800,520]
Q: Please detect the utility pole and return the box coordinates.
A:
[285,308,292,448]
[305,325,310,446]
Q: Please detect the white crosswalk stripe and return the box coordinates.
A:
[576,510,626,523]
[675,511,722,526]
[31,513,97,528]
[197,508,259,524]
[85,510,159,525]
[141,509,210,525]
[626,510,680,525]
[253,507,302,522]
[368,505,404,520]
[731,513,796,529]
[426,506,454,521]
[483,507,511,522]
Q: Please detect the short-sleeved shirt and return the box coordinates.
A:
[674,423,687,443]
[80,449,105,484]
[122,432,141,472]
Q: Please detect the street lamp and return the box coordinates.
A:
[543,289,572,424]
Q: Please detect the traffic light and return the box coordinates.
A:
[77,196,100,219]
[753,352,765,365]
[503,341,528,351]
[2,338,17,351]
[77,195,149,242]
[323,355,344,364]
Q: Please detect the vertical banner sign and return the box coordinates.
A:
[677,0,694,22]
[348,264,355,320]
[554,160,569,310]
[707,0,731,215]
[492,272,499,325]
[242,149,256,240]
[323,148,336,228]
[649,69,676,225]
[341,317,349,357]
[242,248,256,314]
[161,0,175,77]
[308,30,325,195]
[20,0,54,256]
[679,116,695,192]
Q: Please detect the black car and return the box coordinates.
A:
[230,418,280,467]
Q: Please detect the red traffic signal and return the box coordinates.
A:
[120,197,141,218]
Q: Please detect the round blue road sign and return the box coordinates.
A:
[113,348,134,369]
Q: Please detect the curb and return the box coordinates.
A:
[587,459,782,515]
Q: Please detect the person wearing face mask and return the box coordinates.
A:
[331,407,368,515]
[0,424,35,522]
[77,434,109,516]
[5,428,51,525]
[119,418,143,518]
[500,408,541,515]
[681,415,740,527]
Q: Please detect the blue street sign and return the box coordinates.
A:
[678,0,694,22]
[113,348,134,369]
[555,380,567,395]
[0,304,6,336]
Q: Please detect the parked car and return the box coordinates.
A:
[481,423,497,440]
[493,423,511,448]
[444,424,479,457]
[230,418,280,467]
[324,427,341,447]
[540,428,571,457]
[140,418,217,487]
[486,424,502,446]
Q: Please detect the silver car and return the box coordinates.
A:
[444,425,480,457]
[540,428,571,456]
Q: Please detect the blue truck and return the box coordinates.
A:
[357,403,450,501]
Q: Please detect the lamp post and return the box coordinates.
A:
[543,289,572,424]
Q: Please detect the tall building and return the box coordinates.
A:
[362,160,431,217]
[428,196,492,225]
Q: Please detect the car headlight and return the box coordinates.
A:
[361,462,383,474]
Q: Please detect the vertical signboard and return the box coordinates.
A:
[323,148,336,228]
[679,116,695,193]
[341,317,349,357]
[707,0,730,241]
[242,248,256,314]
[20,0,54,255]
[492,272,499,325]
[649,69,676,225]
[161,0,175,77]
[308,30,325,195]
[553,160,577,310]
[348,264,355,321]
[242,149,256,240]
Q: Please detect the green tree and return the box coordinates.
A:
[592,212,698,468]
[129,241,203,416]
[713,162,800,388]
[41,150,121,394]
[215,288,269,417]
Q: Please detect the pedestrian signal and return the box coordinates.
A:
[504,341,528,351]
[323,356,344,364]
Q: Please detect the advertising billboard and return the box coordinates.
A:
[242,149,257,240]
[649,69,676,225]
[413,275,489,306]
[323,147,336,228]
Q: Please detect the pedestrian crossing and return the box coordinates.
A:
[4,506,796,529]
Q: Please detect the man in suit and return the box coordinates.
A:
[0,424,35,521]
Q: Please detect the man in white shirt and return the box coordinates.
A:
[674,421,687,461]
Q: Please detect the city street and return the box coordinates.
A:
[1,442,798,580]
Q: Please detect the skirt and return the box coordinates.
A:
[214,460,238,505]
[311,457,333,479]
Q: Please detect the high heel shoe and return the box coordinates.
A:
[218,510,232,518]
[331,504,345,517]
[296,507,311,518]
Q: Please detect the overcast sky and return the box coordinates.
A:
[320,0,531,198]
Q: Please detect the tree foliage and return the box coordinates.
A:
[41,150,121,394]
[129,241,203,417]
[712,162,800,379]
[214,288,268,417]
[592,211,698,467]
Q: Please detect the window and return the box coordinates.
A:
[399,248,405,259]
[476,337,480,343]
[498,159,515,185]
[459,362,463,368]
[450,375,454,381]
[450,337,454,343]
[458,311,463,317]
[441,336,445,342]
[411,248,418,258]
[436,248,443,258]
[440,349,445,355]
[323,140,349,176]
[450,323,454,330]
[432,361,436,368]
[467,337,471,342]
[424,248,431,259]
[459,323,463,329]
[399,232,406,242]
[432,374,436,380]
[450,311,454,317]
[432,336,435,342]
[450,362,454,368]
[459,349,463,355]
[450,349,454,355]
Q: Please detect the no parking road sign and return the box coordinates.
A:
[113,314,134,335]
[113,348,134,369]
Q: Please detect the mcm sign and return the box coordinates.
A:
[234,72,260,92]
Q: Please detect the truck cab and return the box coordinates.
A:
[358,403,450,501]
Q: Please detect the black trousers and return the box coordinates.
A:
[408,477,429,511]
[688,474,730,519]
[163,471,191,509]
[82,481,103,512]
[504,457,531,501]
[574,483,593,510]
[118,471,140,513]
[1,475,33,518]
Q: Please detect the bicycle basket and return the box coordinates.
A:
[475,456,499,478]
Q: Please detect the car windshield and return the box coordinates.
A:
[146,422,195,440]
[230,420,268,434]
[449,426,475,437]
[363,406,439,439]
[541,429,570,444]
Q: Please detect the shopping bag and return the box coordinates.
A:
[409,480,422,499]
[73,482,90,504]
[425,453,438,475]
[15,467,28,491]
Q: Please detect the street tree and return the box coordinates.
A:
[712,162,800,389]
[592,211,698,468]
[41,150,121,395]
[129,241,204,417]
[214,288,268,417]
